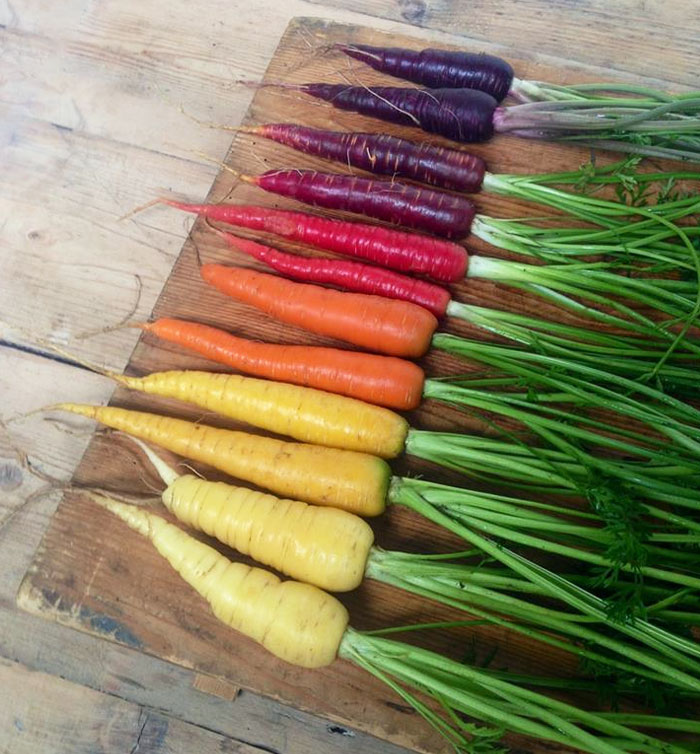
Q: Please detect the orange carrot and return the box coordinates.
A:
[141,318,425,410]
[200,265,438,358]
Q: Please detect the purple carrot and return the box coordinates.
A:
[163,200,469,281]
[237,168,477,239]
[242,124,486,193]
[210,225,452,317]
[274,83,498,143]
[336,43,514,102]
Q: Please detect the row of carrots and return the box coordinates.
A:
[49,37,700,754]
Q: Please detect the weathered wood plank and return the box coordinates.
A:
[304,0,699,89]
[0,656,266,754]
[1,0,424,155]
[0,605,414,754]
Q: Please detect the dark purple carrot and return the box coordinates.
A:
[306,84,497,143]
[233,168,477,239]
[162,200,469,280]
[271,83,498,143]
[209,225,452,318]
[241,124,486,193]
[336,43,514,103]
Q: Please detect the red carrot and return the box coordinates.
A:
[213,228,452,318]
[200,264,439,358]
[235,169,477,240]
[163,200,469,281]
[336,43,514,102]
[141,317,426,410]
[241,124,486,193]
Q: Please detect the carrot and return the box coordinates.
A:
[88,493,349,667]
[142,318,425,410]
[235,169,476,239]
[132,437,374,591]
[200,264,438,358]
[267,83,497,143]
[163,200,469,281]
[336,43,514,102]
[87,364,409,458]
[239,124,486,192]
[119,439,700,720]
[213,230,451,318]
[87,499,698,752]
[56,404,391,515]
[187,197,699,354]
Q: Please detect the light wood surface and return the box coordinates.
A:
[1,2,697,753]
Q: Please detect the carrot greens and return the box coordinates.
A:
[91,494,700,754]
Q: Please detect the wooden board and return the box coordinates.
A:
[0,657,264,754]
[15,16,688,754]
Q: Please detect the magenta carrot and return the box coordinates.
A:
[200,264,438,358]
[163,200,469,281]
[336,43,514,102]
[213,229,452,318]
[241,124,486,193]
[234,169,476,240]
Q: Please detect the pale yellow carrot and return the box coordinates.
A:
[134,437,374,591]
[88,492,348,668]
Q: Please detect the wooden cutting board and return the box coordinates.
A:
[15,16,670,754]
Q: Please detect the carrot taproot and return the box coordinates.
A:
[132,438,374,591]
[163,200,469,281]
[96,366,409,458]
[336,43,514,102]
[56,404,391,515]
[141,318,425,410]
[200,264,439,358]
[266,83,497,143]
[235,169,476,239]
[88,491,693,753]
[88,493,349,667]
[240,124,486,192]
[214,229,451,318]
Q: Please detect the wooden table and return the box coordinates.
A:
[1,2,697,752]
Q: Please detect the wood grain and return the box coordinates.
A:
[304,0,700,89]
[0,656,267,754]
[8,12,697,754]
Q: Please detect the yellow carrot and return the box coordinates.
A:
[87,492,349,668]
[136,437,374,591]
[55,404,390,516]
[111,370,408,459]
[22,333,409,456]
